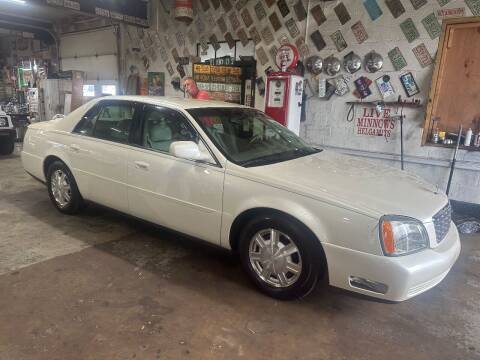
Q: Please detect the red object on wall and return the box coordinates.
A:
[265,72,304,135]
[175,0,193,24]
[265,72,291,126]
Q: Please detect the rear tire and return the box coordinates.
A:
[0,138,14,155]
[239,214,324,300]
[46,160,83,214]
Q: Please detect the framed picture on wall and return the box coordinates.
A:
[147,72,165,96]
[399,72,420,97]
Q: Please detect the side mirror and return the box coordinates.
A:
[169,141,213,163]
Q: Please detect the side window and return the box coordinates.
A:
[74,102,135,144]
[93,103,135,143]
[142,107,199,153]
[74,106,101,136]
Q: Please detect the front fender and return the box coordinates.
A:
[221,172,382,256]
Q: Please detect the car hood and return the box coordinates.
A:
[244,150,447,221]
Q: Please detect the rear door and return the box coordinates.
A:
[69,100,138,213]
[126,104,225,244]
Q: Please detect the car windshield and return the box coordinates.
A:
[187,107,321,167]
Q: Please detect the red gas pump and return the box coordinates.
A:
[265,44,304,135]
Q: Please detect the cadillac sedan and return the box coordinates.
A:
[21,96,461,301]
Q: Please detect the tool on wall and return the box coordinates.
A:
[446,125,463,196]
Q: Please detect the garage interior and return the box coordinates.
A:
[0,0,480,359]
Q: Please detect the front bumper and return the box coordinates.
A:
[324,223,461,301]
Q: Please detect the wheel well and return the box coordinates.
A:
[229,208,326,256]
[43,155,64,178]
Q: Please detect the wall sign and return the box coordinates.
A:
[388,47,407,71]
[410,0,427,10]
[466,0,480,16]
[363,0,383,21]
[422,13,442,39]
[293,1,307,21]
[225,32,236,49]
[331,30,347,52]
[237,28,249,47]
[256,47,269,66]
[229,12,241,31]
[217,17,227,34]
[385,0,405,19]
[356,107,396,137]
[254,1,267,21]
[295,36,310,57]
[261,26,275,45]
[351,21,368,44]
[277,0,290,17]
[412,43,433,67]
[311,5,327,26]
[249,27,262,45]
[269,12,282,31]
[235,0,248,11]
[400,18,420,43]
[310,30,326,51]
[334,2,351,25]
[437,7,465,17]
[376,75,396,99]
[241,8,254,28]
[285,18,300,38]
[354,76,372,99]
[220,0,232,12]
[400,72,420,97]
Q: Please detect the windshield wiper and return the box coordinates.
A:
[240,152,292,167]
[241,148,322,167]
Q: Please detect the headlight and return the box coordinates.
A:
[0,118,7,127]
[380,215,429,256]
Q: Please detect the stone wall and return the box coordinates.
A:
[121,0,480,204]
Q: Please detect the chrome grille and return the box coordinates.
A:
[432,202,451,243]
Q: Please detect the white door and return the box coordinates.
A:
[68,100,137,213]
[126,105,224,244]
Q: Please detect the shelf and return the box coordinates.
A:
[346,101,423,108]
[425,142,480,152]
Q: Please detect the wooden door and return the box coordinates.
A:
[423,18,480,143]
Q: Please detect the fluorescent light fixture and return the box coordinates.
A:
[1,0,27,5]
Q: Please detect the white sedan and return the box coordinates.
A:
[21,96,461,301]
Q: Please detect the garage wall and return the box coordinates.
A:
[60,26,119,82]
[121,0,480,204]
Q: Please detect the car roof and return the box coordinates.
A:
[100,96,249,110]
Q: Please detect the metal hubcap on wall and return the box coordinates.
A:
[51,170,72,208]
[249,228,302,288]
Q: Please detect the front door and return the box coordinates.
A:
[126,105,224,244]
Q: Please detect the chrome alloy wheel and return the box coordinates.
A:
[249,228,302,288]
[50,169,72,208]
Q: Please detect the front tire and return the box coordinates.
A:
[239,215,324,300]
[46,160,83,214]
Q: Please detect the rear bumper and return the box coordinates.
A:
[324,223,461,301]
[0,129,16,138]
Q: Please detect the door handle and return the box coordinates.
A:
[70,144,80,152]
[134,161,150,170]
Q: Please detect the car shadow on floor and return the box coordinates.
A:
[2,185,385,308]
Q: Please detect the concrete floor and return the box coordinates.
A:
[1,148,479,360]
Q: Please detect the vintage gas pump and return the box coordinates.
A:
[265,44,304,135]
